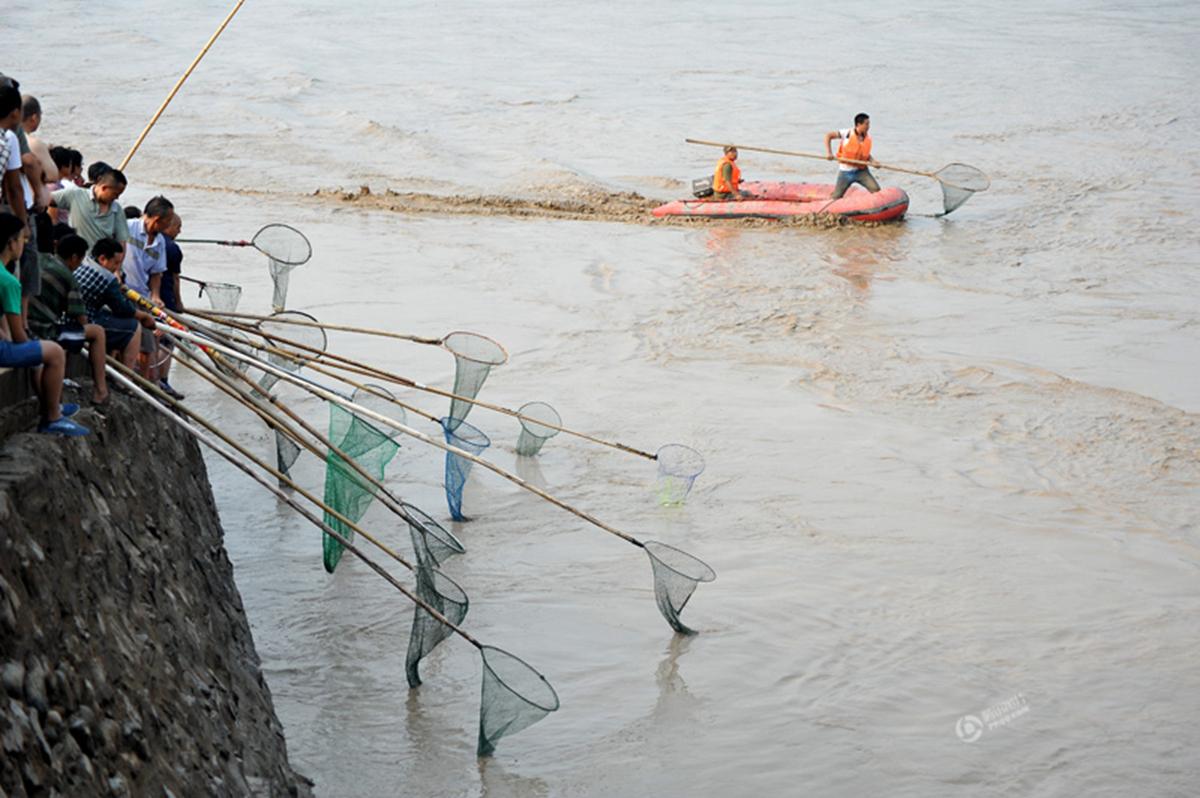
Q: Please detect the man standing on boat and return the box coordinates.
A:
[824,113,880,199]
[712,146,748,200]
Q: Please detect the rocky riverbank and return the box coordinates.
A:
[0,378,312,797]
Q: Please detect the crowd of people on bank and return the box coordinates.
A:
[1,72,189,437]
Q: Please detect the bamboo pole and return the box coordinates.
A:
[172,341,461,560]
[190,309,660,460]
[118,0,247,171]
[166,324,646,548]
[129,296,464,559]
[105,358,482,649]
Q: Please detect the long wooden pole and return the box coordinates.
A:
[105,357,483,649]
[685,137,941,180]
[190,309,661,460]
[168,323,647,547]
[118,0,247,171]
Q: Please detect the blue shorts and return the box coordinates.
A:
[0,339,44,368]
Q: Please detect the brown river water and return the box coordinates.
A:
[9,1,1200,795]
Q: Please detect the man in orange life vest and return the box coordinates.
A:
[712,146,748,200]
[823,113,880,199]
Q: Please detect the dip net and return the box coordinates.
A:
[322,399,401,573]
[255,311,328,477]
[516,401,561,457]
[643,541,716,635]
[198,280,243,312]
[403,501,466,569]
[935,163,990,215]
[402,502,468,687]
[255,225,312,311]
[444,332,508,429]
[477,645,560,757]
[656,444,706,505]
[406,566,469,688]
[441,416,491,521]
[256,310,327,394]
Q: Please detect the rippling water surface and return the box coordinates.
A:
[10,1,1200,795]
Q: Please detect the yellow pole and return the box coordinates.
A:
[118,0,247,171]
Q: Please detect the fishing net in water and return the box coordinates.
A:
[477,645,560,757]
[275,431,302,480]
[441,416,490,521]
[252,223,312,266]
[935,163,990,215]
[254,224,312,311]
[402,501,466,569]
[655,444,706,505]
[322,401,401,572]
[256,310,327,393]
[515,401,561,457]
[198,280,243,312]
[643,540,716,635]
[405,565,469,688]
[350,384,405,437]
[443,332,508,430]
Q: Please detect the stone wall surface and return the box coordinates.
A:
[0,389,313,798]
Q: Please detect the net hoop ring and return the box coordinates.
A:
[440,416,492,448]
[479,645,561,713]
[935,163,991,193]
[517,401,562,439]
[255,310,327,367]
[443,331,509,366]
[655,444,706,479]
[400,501,466,556]
[643,540,717,584]
[252,223,313,266]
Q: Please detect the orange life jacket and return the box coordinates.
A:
[837,131,872,167]
[713,155,741,194]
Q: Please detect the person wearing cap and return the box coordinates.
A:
[29,229,110,404]
[0,211,89,436]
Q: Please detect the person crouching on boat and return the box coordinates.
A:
[824,113,880,199]
[712,146,748,200]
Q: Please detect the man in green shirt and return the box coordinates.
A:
[50,168,130,247]
[30,231,110,404]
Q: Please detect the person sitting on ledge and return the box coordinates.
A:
[75,236,154,373]
[0,212,89,436]
[29,229,109,404]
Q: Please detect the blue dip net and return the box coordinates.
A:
[440,416,490,521]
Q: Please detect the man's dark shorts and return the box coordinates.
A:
[94,310,138,352]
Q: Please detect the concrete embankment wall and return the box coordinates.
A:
[0,373,312,797]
